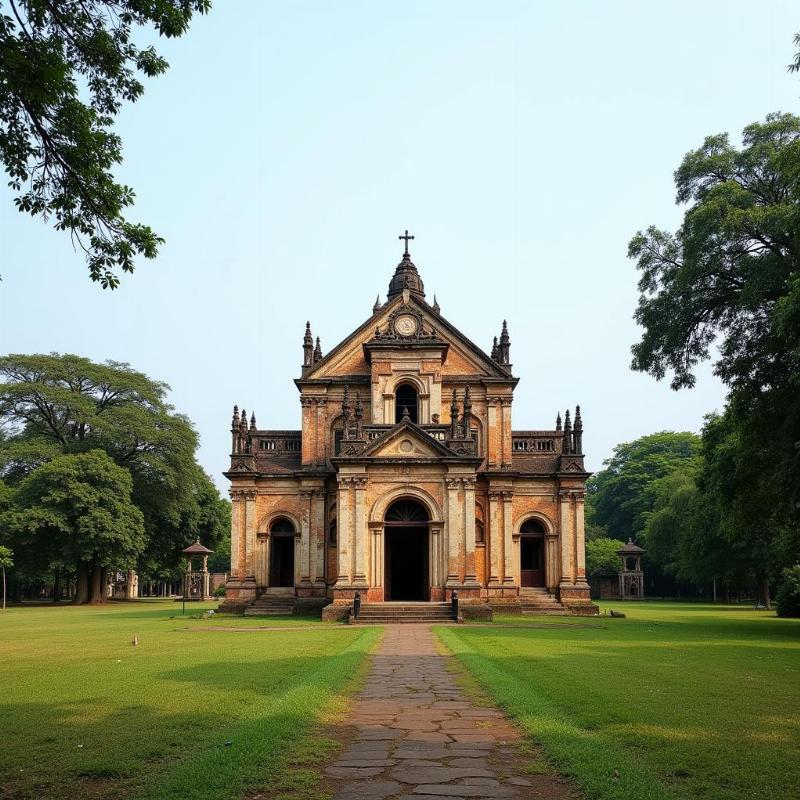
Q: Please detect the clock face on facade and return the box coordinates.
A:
[394,314,419,337]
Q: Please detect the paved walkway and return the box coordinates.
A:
[325,625,577,800]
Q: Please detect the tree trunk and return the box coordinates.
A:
[758,573,771,609]
[74,563,89,605]
[88,566,107,604]
[52,568,61,603]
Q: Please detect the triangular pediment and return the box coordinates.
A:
[362,419,455,459]
[301,294,511,382]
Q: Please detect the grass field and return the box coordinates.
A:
[0,600,378,800]
[438,602,800,800]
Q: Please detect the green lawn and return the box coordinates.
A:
[437,602,800,800]
[0,600,378,800]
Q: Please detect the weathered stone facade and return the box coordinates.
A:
[224,241,596,614]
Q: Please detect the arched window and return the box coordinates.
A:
[475,520,485,544]
[520,518,546,535]
[270,517,294,534]
[395,383,418,424]
[385,498,429,524]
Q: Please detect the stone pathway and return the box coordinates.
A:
[325,625,578,800]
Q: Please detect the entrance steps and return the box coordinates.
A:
[244,593,296,616]
[352,602,455,624]
[518,587,570,615]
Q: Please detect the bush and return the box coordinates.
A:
[213,584,226,598]
[775,565,800,618]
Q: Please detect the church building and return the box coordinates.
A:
[224,234,596,617]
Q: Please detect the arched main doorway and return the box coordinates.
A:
[520,518,546,587]
[269,517,295,587]
[384,498,429,600]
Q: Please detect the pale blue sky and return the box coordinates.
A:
[1,1,797,489]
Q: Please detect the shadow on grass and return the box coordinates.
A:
[0,630,379,800]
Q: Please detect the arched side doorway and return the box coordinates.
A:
[384,499,429,601]
[269,517,295,588]
[519,518,546,588]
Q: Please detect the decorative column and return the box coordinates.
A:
[335,477,352,587]
[229,490,244,579]
[558,489,574,588]
[353,477,368,586]
[575,491,588,585]
[369,521,383,601]
[487,490,503,587]
[429,524,442,599]
[313,490,326,588]
[464,477,479,588]
[486,398,499,468]
[502,491,515,587]
[445,478,461,586]
[244,490,258,583]
[299,490,313,587]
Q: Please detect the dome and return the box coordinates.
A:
[387,253,425,300]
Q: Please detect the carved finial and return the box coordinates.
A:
[313,336,322,362]
[373,294,382,314]
[562,408,573,455]
[556,411,562,431]
[573,405,583,454]
[232,405,240,426]
[461,386,472,438]
[450,389,459,438]
[250,411,256,431]
[303,322,314,367]
[432,294,440,315]
[401,406,411,421]
[498,321,511,365]
[491,336,499,361]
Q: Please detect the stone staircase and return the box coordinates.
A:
[244,592,296,616]
[351,602,456,624]
[518,588,570,615]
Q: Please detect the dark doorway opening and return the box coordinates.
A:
[395,383,418,423]
[520,537,545,587]
[520,518,546,588]
[269,527,295,588]
[385,527,428,600]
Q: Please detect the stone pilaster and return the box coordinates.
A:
[558,489,574,588]
[353,477,368,586]
[313,490,326,587]
[487,490,503,587]
[445,478,461,586]
[502,491,515,586]
[335,477,352,587]
[299,489,313,586]
[463,477,479,587]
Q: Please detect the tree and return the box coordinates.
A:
[0,353,223,591]
[4,450,145,603]
[586,431,701,542]
[628,114,800,513]
[585,537,625,577]
[0,544,12,609]
[0,0,210,287]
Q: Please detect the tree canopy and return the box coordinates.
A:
[628,112,800,604]
[585,537,626,577]
[586,431,701,543]
[0,0,209,287]
[4,450,145,602]
[0,353,227,601]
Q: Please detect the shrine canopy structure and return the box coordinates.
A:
[182,539,214,601]
[617,538,645,600]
